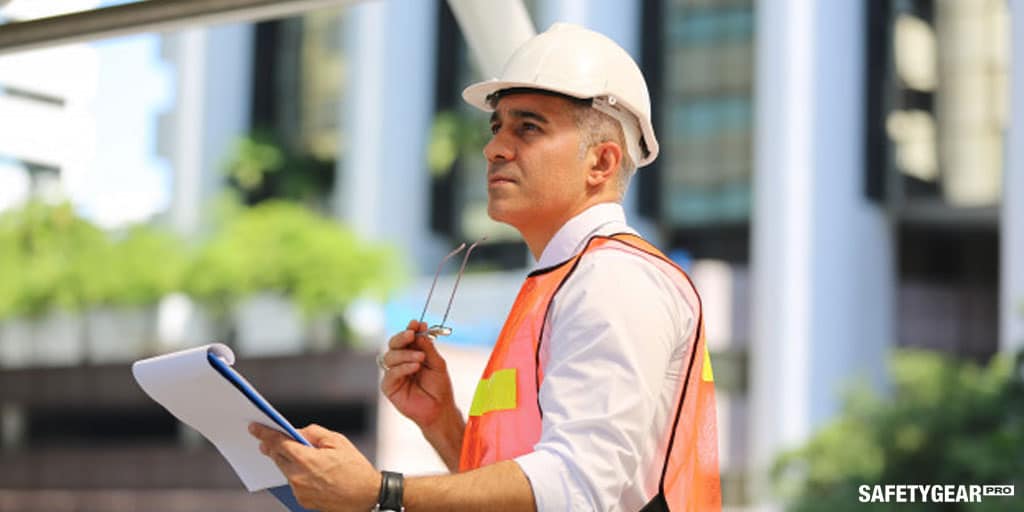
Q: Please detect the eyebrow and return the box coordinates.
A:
[490,109,550,126]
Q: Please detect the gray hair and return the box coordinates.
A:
[570,104,637,197]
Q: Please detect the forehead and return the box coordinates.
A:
[490,92,577,122]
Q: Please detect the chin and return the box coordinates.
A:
[486,203,519,227]
[486,205,507,223]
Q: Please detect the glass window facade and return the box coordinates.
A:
[873,0,1009,212]
[867,0,1007,359]
[656,0,755,228]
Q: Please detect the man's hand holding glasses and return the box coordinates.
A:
[378,238,485,471]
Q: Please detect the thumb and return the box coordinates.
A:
[299,424,344,448]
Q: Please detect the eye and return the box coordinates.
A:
[518,122,540,134]
[490,123,500,135]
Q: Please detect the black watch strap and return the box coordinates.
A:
[376,471,404,511]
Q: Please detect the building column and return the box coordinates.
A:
[336,0,443,272]
[165,23,252,235]
[1002,0,1024,353]
[749,0,893,501]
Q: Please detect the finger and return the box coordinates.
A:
[275,435,314,466]
[298,424,344,448]
[383,349,426,368]
[274,453,294,470]
[251,423,309,462]
[386,319,430,352]
[381,362,422,393]
[249,422,291,443]
[251,425,301,473]
[387,328,418,350]
[411,332,447,370]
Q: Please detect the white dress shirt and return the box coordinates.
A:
[513,203,700,511]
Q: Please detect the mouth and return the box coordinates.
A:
[488,175,516,186]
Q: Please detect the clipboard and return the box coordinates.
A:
[133,344,315,512]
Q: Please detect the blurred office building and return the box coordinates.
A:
[0,0,1021,510]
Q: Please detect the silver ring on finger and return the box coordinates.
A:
[376,353,389,371]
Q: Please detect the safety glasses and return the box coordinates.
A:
[419,237,487,338]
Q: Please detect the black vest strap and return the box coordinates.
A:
[639,492,669,512]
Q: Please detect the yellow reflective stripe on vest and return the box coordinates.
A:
[702,347,714,382]
[468,368,518,417]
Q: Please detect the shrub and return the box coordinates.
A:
[183,200,401,316]
[0,202,188,319]
[0,201,110,317]
[101,226,189,307]
[774,349,1024,512]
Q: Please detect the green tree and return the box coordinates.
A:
[0,201,110,317]
[223,130,335,209]
[183,200,401,317]
[775,350,1024,512]
[0,201,188,319]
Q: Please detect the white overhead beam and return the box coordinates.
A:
[0,0,362,55]
[445,0,534,79]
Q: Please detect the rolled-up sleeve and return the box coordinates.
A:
[514,250,694,511]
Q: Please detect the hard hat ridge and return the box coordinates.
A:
[463,22,660,167]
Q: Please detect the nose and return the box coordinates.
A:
[483,129,513,163]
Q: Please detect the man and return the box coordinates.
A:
[251,23,720,511]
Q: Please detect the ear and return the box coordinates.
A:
[585,141,622,187]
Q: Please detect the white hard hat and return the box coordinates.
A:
[463,22,659,167]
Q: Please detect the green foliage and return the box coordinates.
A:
[0,199,398,327]
[183,200,401,316]
[774,350,1024,512]
[224,132,285,191]
[0,202,188,319]
[223,130,335,207]
[0,202,110,317]
[102,226,189,307]
[427,109,489,176]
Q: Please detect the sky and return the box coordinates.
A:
[79,32,173,227]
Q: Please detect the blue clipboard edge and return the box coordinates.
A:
[205,351,312,447]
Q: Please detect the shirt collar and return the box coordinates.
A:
[535,203,634,269]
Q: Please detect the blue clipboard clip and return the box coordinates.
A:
[206,351,315,512]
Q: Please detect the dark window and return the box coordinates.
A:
[897,223,999,361]
[245,10,347,208]
[26,405,178,447]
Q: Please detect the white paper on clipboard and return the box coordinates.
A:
[131,343,304,492]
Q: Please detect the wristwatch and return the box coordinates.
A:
[371,471,404,512]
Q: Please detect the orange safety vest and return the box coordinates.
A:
[459,234,721,511]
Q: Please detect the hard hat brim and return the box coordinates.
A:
[462,79,598,112]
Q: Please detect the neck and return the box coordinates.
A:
[521,223,562,261]
[519,197,620,261]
